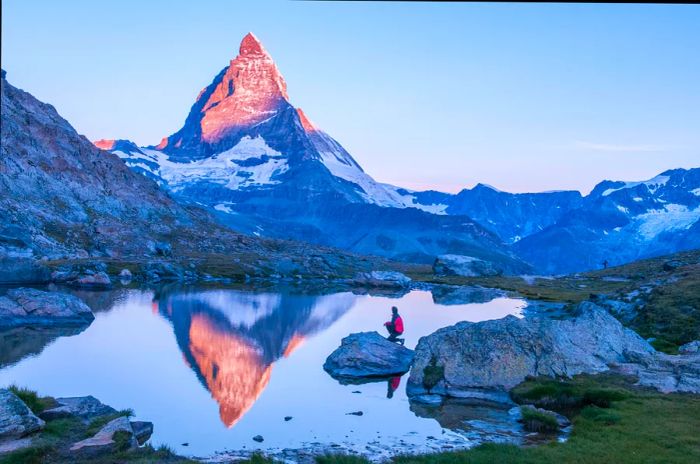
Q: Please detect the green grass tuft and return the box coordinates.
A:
[7,385,57,414]
[520,406,559,433]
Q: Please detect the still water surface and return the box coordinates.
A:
[0,286,528,457]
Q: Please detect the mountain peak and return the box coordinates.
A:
[239,32,266,56]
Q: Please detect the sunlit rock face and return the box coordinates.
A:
[154,289,356,427]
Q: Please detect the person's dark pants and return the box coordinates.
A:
[385,325,401,342]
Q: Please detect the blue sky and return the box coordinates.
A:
[3,0,699,193]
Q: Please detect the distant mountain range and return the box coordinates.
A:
[94,33,698,274]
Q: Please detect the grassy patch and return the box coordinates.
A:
[391,374,700,464]
[8,385,57,414]
[519,406,559,433]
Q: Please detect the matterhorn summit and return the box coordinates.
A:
[96,33,528,271]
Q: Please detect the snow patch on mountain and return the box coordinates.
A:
[115,135,287,191]
[636,204,700,240]
[602,174,670,196]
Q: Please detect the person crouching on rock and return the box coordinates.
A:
[384,306,404,345]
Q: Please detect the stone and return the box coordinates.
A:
[433,255,503,277]
[70,416,137,455]
[323,332,415,379]
[346,411,363,416]
[284,416,293,421]
[614,349,700,394]
[0,388,45,440]
[407,302,654,401]
[253,435,264,442]
[118,269,133,279]
[130,421,154,445]
[679,340,700,355]
[353,271,411,288]
[39,396,116,422]
[69,271,112,289]
[154,242,172,257]
[0,288,94,328]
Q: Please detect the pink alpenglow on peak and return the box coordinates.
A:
[296,108,318,133]
[93,139,116,150]
[197,32,290,144]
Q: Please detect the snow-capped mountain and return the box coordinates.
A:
[513,168,700,274]
[95,33,698,274]
[95,33,527,271]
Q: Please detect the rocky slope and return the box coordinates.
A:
[0,69,394,281]
[96,34,529,270]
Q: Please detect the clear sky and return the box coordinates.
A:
[3,0,699,194]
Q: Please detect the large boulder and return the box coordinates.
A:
[39,396,116,422]
[433,255,502,277]
[407,302,654,401]
[70,416,138,455]
[324,332,415,379]
[0,288,95,328]
[0,388,45,440]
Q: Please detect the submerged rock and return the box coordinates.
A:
[0,288,94,328]
[324,332,414,379]
[0,389,45,440]
[39,396,116,422]
[433,255,503,277]
[407,302,654,401]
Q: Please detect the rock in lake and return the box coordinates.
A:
[70,416,138,455]
[433,255,503,277]
[353,271,411,288]
[0,258,50,284]
[0,388,45,440]
[69,271,112,289]
[130,421,154,445]
[324,332,414,379]
[39,396,117,422]
[407,302,654,401]
[0,288,94,329]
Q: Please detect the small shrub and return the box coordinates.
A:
[422,356,445,392]
[520,406,559,433]
[112,430,134,452]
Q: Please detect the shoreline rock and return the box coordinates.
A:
[324,332,414,379]
[0,288,95,329]
[407,302,654,401]
[0,389,45,440]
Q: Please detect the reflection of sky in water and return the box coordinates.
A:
[0,288,525,456]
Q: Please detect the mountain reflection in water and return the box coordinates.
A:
[152,289,356,427]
